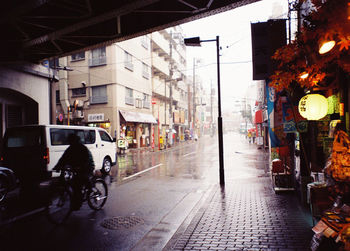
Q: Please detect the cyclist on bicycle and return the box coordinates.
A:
[53,133,95,210]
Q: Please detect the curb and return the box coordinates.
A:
[162,184,219,251]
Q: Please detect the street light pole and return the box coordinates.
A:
[192,58,196,134]
[216,36,225,186]
[169,31,174,146]
[184,36,225,186]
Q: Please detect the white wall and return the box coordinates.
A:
[0,65,51,124]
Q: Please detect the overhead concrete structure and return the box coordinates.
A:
[0,0,260,63]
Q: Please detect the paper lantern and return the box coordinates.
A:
[319,40,336,54]
[298,94,328,120]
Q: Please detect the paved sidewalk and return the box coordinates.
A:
[164,143,314,250]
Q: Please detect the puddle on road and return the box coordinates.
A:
[111,152,172,183]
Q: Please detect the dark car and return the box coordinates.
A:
[0,167,17,202]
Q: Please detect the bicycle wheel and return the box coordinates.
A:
[0,176,8,202]
[87,179,108,210]
[46,186,73,224]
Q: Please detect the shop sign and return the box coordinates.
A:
[152,126,155,149]
[283,121,297,133]
[118,139,126,148]
[180,110,185,123]
[174,111,180,123]
[125,136,133,144]
[88,113,104,122]
[296,121,308,133]
[263,109,268,121]
[340,103,345,116]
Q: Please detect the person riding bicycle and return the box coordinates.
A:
[53,133,95,210]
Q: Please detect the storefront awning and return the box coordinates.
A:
[119,110,157,124]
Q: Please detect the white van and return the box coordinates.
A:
[1,125,117,181]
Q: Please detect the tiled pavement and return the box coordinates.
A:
[166,177,314,251]
[164,140,314,251]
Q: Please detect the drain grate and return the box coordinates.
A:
[100,216,144,230]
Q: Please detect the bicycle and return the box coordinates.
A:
[46,165,108,224]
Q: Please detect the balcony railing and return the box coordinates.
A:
[89,56,107,67]
[124,61,134,71]
[142,70,150,79]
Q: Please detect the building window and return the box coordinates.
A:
[90,85,107,104]
[124,51,134,71]
[56,90,60,104]
[125,87,134,105]
[72,87,86,97]
[143,93,150,109]
[71,51,85,61]
[89,47,106,67]
[141,36,149,49]
[142,63,150,79]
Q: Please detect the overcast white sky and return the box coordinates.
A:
[180,0,288,111]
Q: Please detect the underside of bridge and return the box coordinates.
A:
[0,0,260,63]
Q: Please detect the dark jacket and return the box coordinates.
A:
[55,143,95,175]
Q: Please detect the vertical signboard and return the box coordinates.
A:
[251,19,287,80]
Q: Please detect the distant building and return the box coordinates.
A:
[151,26,188,147]
[52,27,189,149]
[53,35,155,149]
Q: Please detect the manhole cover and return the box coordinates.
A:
[100,216,144,230]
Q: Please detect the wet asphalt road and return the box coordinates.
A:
[0,132,272,251]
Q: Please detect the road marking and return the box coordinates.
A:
[183,152,196,157]
[123,164,162,181]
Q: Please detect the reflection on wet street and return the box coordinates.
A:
[111,139,214,183]
[0,132,274,251]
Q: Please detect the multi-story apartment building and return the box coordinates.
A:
[52,27,189,150]
[52,35,156,149]
[151,26,188,148]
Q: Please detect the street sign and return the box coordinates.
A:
[58,113,63,122]
[151,99,156,104]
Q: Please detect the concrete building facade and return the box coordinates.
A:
[0,64,53,146]
[52,35,155,148]
[151,27,188,148]
[53,27,189,149]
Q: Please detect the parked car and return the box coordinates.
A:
[0,125,117,186]
[0,166,17,202]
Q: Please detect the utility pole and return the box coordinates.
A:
[169,31,174,146]
[192,58,196,135]
[210,79,213,135]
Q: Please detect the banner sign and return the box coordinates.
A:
[282,97,297,133]
[267,85,281,147]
